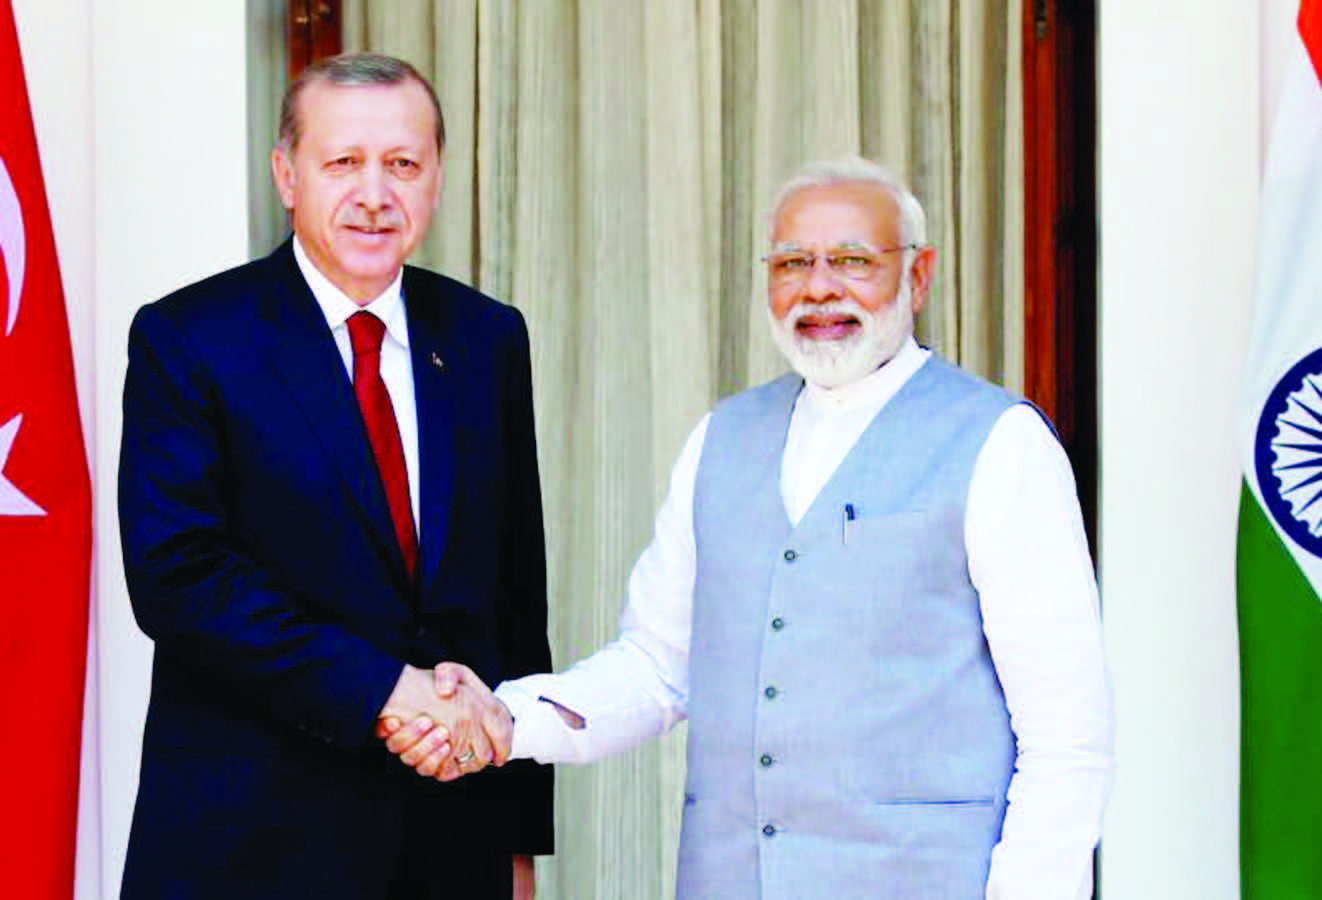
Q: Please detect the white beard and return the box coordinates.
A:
[768,280,915,389]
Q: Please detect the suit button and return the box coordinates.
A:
[760,754,774,767]
[415,625,428,638]
[771,616,785,631]
[764,686,778,700]
[762,823,777,837]
[783,549,797,562]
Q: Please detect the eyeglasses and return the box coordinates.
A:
[763,243,918,286]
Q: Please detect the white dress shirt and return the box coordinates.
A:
[497,338,1115,900]
[294,238,421,528]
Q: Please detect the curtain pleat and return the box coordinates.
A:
[341,2,1023,895]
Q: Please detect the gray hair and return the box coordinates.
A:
[769,157,928,249]
[276,53,446,154]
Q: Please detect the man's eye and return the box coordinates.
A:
[832,254,875,268]
[775,255,812,270]
[326,157,356,171]
[391,158,420,173]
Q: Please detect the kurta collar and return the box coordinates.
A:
[797,336,931,416]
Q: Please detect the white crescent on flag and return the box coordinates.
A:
[0,152,25,337]
[0,415,45,516]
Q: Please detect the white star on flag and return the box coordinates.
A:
[0,414,46,516]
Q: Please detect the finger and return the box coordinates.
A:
[434,756,462,782]
[375,716,401,739]
[413,739,453,778]
[385,716,435,755]
[466,727,495,769]
[384,716,431,755]
[400,725,451,768]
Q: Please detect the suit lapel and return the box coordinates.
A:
[403,269,459,597]
[258,243,409,585]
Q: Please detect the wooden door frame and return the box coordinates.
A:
[1023,5,1101,895]
[1023,0,1099,553]
[287,0,342,78]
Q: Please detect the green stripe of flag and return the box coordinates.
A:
[1238,482,1322,898]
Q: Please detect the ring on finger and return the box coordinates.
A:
[455,749,476,765]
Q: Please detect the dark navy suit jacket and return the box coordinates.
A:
[117,241,553,898]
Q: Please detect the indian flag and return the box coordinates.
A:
[1238,1,1322,896]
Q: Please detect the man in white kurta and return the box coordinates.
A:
[392,157,1114,898]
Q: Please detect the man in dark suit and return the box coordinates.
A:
[117,53,551,899]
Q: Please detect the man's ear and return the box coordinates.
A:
[907,245,939,317]
[271,147,296,211]
[432,155,445,212]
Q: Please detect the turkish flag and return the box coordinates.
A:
[1306,0,1322,89]
[0,2,93,897]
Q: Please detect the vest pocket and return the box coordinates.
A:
[866,797,1003,853]
[879,797,994,807]
[834,508,956,601]
[838,509,928,551]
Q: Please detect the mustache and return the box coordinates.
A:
[784,299,870,328]
[337,212,403,231]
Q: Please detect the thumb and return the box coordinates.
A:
[432,662,466,698]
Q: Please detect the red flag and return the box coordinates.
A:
[0,2,93,897]
[1304,0,1322,89]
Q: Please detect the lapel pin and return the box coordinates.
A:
[430,351,444,370]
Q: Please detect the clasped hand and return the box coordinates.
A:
[377,663,510,781]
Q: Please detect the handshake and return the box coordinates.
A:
[376,662,512,782]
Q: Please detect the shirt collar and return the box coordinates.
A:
[293,236,409,348]
[798,337,930,413]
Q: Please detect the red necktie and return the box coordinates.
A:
[347,311,418,579]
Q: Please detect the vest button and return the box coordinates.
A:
[762,823,777,837]
[760,753,774,767]
[764,686,778,699]
[771,616,785,631]
[783,549,797,562]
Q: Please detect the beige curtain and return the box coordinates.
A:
[342,2,1022,896]
[248,0,290,257]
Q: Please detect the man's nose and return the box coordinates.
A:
[801,256,844,299]
[355,163,391,210]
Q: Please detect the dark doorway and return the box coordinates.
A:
[1023,0,1099,557]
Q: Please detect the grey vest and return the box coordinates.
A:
[678,356,1018,899]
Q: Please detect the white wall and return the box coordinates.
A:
[1098,0,1293,896]
[13,1,249,895]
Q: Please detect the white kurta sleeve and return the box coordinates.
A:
[496,414,711,765]
[966,404,1116,900]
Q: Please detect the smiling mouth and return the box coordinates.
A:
[795,313,861,341]
[345,223,397,236]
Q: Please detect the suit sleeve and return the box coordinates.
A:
[490,309,556,854]
[118,303,404,751]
